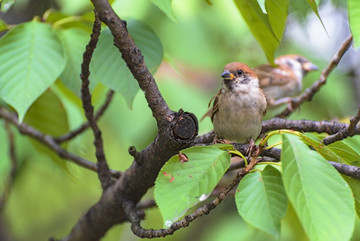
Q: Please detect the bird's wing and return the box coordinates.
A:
[210,90,221,122]
[254,64,293,87]
[260,88,267,116]
[200,91,220,122]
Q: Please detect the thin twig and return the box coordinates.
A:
[124,169,246,238]
[0,121,17,211]
[54,90,114,143]
[276,35,353,118]
[227,156,278,173]
[80,11,113,189]
[136,200,156,210]
[0,106,122,178]
[323,106,360,145]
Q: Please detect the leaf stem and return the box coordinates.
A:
[257,162,282,167]
[53,16,82,28]
[229,150,248,167]
[259,129,301,148]
[265,141,282,150]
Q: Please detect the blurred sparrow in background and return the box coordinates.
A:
[209,62,267,146]
[254,55,318,108]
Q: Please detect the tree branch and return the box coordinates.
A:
[90,0,172,124]
[0,107,122,178]
[54,90,114,143]
[80,11,113,190]
[261,118,360,135]
[276,35,353,118]
[323,106,360,145]
[136,199,156,210]
[329,161,360,179]
[124,169,245,238]
[59,1,199,239]
[0,121,17,211]
[230,145,360,180]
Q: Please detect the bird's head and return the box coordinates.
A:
[221,62,259,91]
[275,55,318,76]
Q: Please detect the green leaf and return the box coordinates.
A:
[0,21,65,122]
[57,28,89,96]
[44,9,93,32]
[234,0,279,64]
[235,165,287,239]
[302,134,360,218]
[23,89,71,174]
[328,141,360,166]
[305,0,327,34]
[90,20,164,108]
[265,0,289,40]
[349,0,360,47]
[342,175,360,218]
[0,0,14,12]
[0,19,8,32]
[151,0,177,22]
[301,133,360,166]
[342,136,360,157]
[281,134,355,241]
[213,143,234,151]
[154,146,231,227]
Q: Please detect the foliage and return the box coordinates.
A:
[348,0,360,47]
[0,13,163,120]
[154,132,358,241]
[154,145,231,226]
[1,0,360,241]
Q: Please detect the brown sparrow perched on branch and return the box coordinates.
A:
[209,62,267,144]
[254,55,318,108]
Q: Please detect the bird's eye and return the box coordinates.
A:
[237,70,243,75]
[296,57,305,63]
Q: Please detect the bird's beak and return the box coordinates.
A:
[221,70,234,80]
[303,62,318,72]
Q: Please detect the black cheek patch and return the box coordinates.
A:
[224,79,233,90]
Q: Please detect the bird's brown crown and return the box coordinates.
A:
[223,62,257,78]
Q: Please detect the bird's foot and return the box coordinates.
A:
[246,139,259,158]
[212,136,231,145]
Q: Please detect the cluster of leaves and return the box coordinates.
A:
[1,0,359,123]
[1,0,360,240]
[154,132,360,241]
[149,0,360,64]
[0,9,163,123]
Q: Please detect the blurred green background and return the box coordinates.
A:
[1,0,360,240]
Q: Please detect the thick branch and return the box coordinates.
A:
[323,106,360,145]
[54,90,114,143]
[0,107,121,178]
[90,0,172,124]
[59,0,199,238]
[80,11,113,190]
[276,35,353,118]
[61,110,198,241]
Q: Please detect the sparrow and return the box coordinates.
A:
[209,62,267,144]
[254,55,318,108]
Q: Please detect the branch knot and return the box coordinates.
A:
[171,110,198,143]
